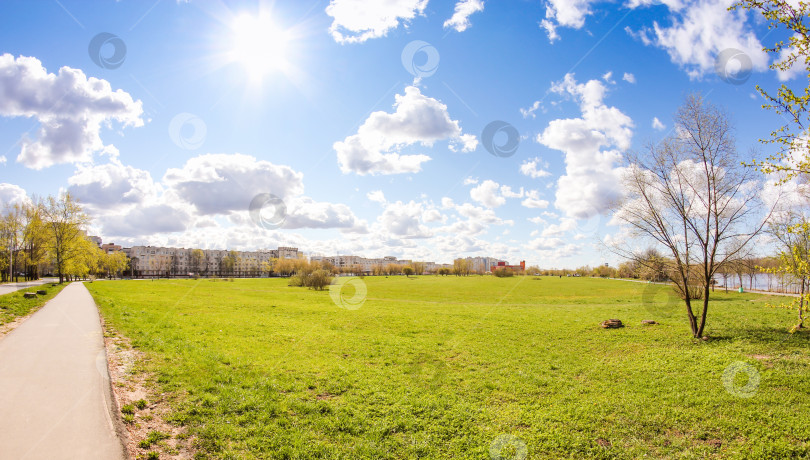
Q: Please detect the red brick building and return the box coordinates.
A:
[490,260,525,273]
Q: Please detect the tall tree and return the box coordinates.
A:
[764,212,810,330]
[42,193,90,283]
[612,94,774,338]
[733,0,810,181]
[21,199,48,280]
[1,204,24,282]
[190,249,205,275]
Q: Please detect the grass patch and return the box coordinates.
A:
[88,276,810,459]
[0,282,67,326]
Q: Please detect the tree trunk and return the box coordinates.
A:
[796,277,807,329]
[696,285,711,338]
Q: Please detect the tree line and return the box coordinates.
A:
[0,193,126,284]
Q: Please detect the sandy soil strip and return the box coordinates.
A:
[100,319,197,459]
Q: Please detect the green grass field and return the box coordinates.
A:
[87,276,810,459]
[0,282,66,326]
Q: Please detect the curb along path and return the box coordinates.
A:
[0,282,125,459]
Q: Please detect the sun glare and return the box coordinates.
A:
[228,13,289,80]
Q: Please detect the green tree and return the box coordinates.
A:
[21,199,48,280]
[763,213,810,330]
[221,250,239,276]
[190,249,205,275]
[1,203,24,282]
[42,193,90,283]
[733,1,810,181]
[403,266,414,277]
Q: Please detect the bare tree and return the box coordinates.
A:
[611,94,775,338]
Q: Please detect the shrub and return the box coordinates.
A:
[493,267,514,278]
[288,270,333,290]
[307,269,332,291]
[288,275,304,287]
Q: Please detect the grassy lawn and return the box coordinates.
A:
[87,276,810,459]
[0,282,67,327]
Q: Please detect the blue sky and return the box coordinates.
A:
[0,0,798,267]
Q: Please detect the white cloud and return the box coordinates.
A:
[470,180,506,208]
[0,54,143,169]
[449,133,478,152]
[377,200,433,238]
[520,100,542,119]
[540,0,598,42]
[469,180,537,209]
[631,0,768,79]
[444,0,484,32]
[0,183,28,208]
[652,117,666,130]
[537,73,631,219]
[0,156,6,165]
[164,153,304,215]
[79,154,369,239]
[622,72,636,83]
[527,236,564,250]
[325,0,428,44]
[334,86,475,175]
[463,177,479,185]
[367,190,386,204]
[68,160,160,209]
[521,190,549,209]
[101,204,191,237]
[440,202,512,236]
[520,156,551,178]
[284,197,368,231]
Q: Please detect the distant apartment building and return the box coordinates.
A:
[311,254,437,274]
[124,245,302,278]
[100,243,122,254]
[464,256,505,273]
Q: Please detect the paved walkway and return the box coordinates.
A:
[0,278,56,296]
[0,282,125,459]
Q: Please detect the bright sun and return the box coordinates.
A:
[229,13,289,80]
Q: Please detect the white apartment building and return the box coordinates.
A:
[126,246,301,278]
[464,256,505,273]
[311,254,441,274]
